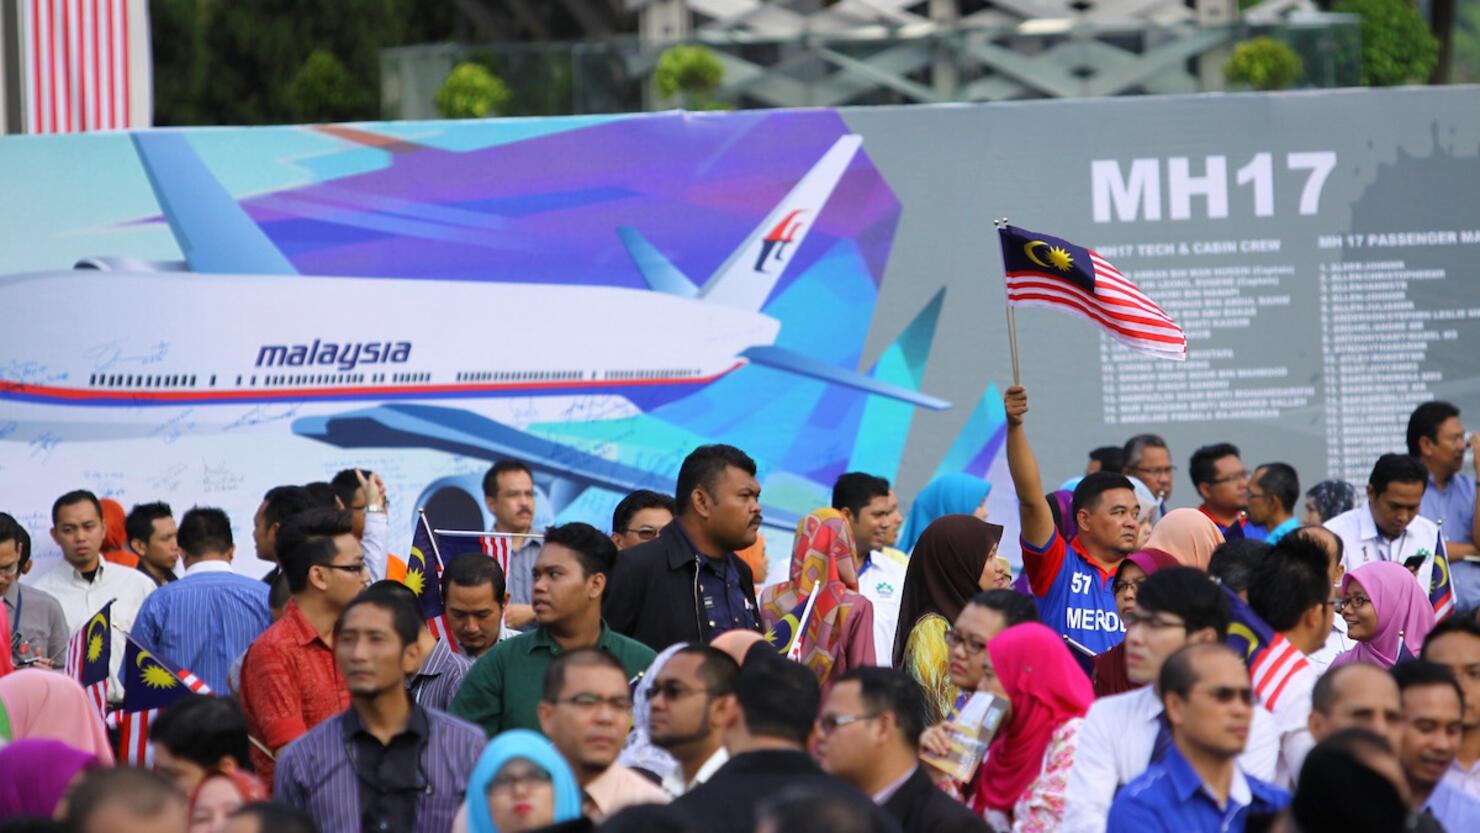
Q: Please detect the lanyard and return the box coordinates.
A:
[6,588,19,634]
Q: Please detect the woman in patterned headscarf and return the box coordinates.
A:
[759,509,876,687]
[1303,480,1359,525]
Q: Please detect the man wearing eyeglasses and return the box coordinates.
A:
[538,648,670,820]
[1247,464,1301,544]
[1325,454,1448,611]
[274,591,484,833]
[1065,568,1280,833]
[240,508,371,786]
[1106,643,1291,832]
[0,514,67,669]
[610,490,676,551]
[648,646,740,796]
[1190,443,1250,540]
[452,523,655,737]
[1123,434,1175,517]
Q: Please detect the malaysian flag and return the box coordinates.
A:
[64,600,112,722]
[486,535,513,577]
[407,511,459,651]
[112,636,211,766]
[1249,632,1313,712]
[19,0,151,134]
[998,224,1187,361]
[1429,537,1455,621]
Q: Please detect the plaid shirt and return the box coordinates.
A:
[240,599,349,787]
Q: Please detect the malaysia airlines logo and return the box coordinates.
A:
[753,210,808,273]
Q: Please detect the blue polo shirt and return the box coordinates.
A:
[1107,744,1290,833]
[1264,517,1300,544]
[1020,529,1123,654]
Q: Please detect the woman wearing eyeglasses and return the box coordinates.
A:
[1329,560,1436,669]
[459,729,587,833]
[893,515,1005,725]
[759,509,876,687]
[969,622,1094,833]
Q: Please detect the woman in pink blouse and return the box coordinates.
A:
[969,622,1094,833]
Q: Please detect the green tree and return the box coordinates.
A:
[287,50,374,123]
[435,62,512,118]
[654,45,726,108]
[1224,37,1304,90]
[1454,0,1480,81]
[1335,0,1440,85]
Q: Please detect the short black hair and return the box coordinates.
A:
[149,695,251,771]
[176,507,233,558]
[675,444,757,515]
[276,508,355,594]
[837,666,928,749]
[302,482,340,510]
[64,767,184,829]
[1312,662,1391,715]
[1254,463,1300,514]
[440,551,506,602]
[329,468,368,509]
[124,502,172,549]
[261,485,318,530]
[967,588,1040,627]
[1423,615,1480,658]
[0,513,29,565]
[1289,525,1344,570]
[1089,446,1125,473]
[1160,642,1242,701]
[1071,471,1136,518]
[1122,434,1169,470]
[1369,453,1427,498]
[755,789,875,833]
[482,459,532,498]
[541,522,618,584]
[268,573,292,611]
[1391,659,1465,711]
[734,653,819,745]
[1247,535,1330,631]
[1137,567,1230,639]
[339,584,423,647]
[51,489,103,526]
[611,489,676,534]
[1208,539,1270,596]
[672,645,740,696]
[1408,401,1461,457]
[831,472,890,518]
[542,647,627,701]
[1189,443,1241,488]
[228,802,319,833]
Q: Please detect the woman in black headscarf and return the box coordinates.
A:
[891,514,1004,724]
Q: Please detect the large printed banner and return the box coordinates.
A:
[3,88,1479,578]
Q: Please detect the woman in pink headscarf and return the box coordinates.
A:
[0,669,115,762]
[1091,548,1183,697]
[1331,560,1436,669]
[1143,508,1224,570]
[969,623,1094,833]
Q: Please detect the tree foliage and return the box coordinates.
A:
[435,62,512,119]
[1224,37,1304,90]
[654,45,726,108]
[1335,0,1440,85]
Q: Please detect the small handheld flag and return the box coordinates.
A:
[997,223,1187,361]
[407,511,458,651]
[64,600,113,721]
[1429,536,1454,621]
[114,636,213,765]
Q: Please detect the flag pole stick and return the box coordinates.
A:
[996,218,1021,386]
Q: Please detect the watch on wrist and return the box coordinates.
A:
[366,503,385,514]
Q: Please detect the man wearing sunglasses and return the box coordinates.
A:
[649,645,740,796]
[1065,568,1280,833]
[538,648,671,820]
[1106,643,1291,832]
[610,489,676,551]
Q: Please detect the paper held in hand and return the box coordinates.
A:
[920,691,1010,782]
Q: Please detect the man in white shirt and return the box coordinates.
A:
[649,645,738,796]
[1245,534,1331,786]
[1421,616,1480,801]
[1063,567,1280,833]
[1286,525,1353,673]
[833,472,906,667]
[1325,454,1443,601]
[33,490,156,702]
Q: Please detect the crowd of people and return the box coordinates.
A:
[1,389,1479,833]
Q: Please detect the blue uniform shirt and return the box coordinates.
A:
[1107,743,1290,833]
[671,524,758,638]
[1020,530,1123,654]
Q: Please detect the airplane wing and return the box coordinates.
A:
[131,132,299,275]
[740,346,951,410]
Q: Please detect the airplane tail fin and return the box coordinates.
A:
[697,134,863,312]
[932,384,1008,480]
[616,227,698,297]
[131,132,298,275]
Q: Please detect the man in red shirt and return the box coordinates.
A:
[240,508,370,786]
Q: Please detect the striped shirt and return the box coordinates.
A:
[274,704,485,833]
[409,638,471,711]
[131,560,272,695]
[503,537,543,606]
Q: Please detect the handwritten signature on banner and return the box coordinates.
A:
[147,463,190,493]
[84,339,170,372]
[202,460,246,494]
[148,409,196,444]
[29,431,61,460]
[223,404,302,432]
[0,360,69,385]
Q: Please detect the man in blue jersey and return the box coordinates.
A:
[1004,385,1139,654]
